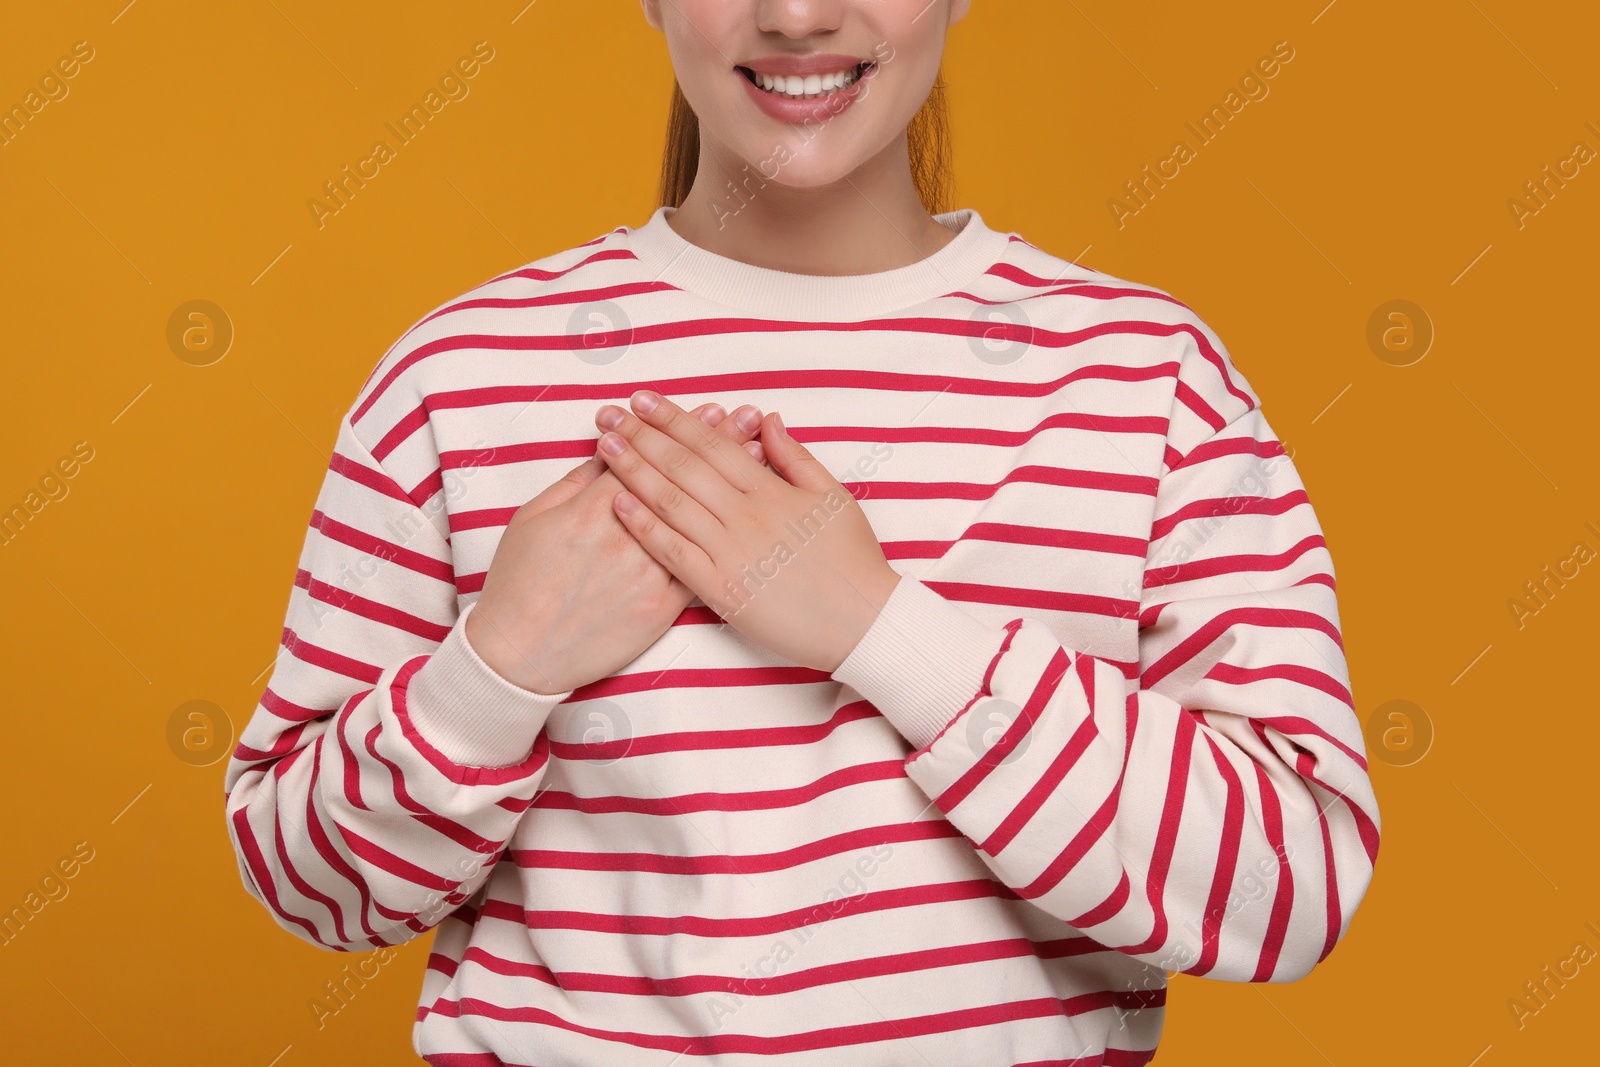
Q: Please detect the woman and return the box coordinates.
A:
[225,1,1381,1063]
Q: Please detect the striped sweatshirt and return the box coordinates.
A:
[223,204,1382,1066]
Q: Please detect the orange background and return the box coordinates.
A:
[2,1,1595,1063]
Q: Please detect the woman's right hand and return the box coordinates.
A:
[464,402,766,695]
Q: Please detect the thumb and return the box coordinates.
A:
[760,412,834,491]
[524,454,605,514]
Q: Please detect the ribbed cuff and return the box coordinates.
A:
[830,577,1010,750]
[403,601,574,768]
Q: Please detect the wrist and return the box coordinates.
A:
[829,577,1010,750]
[401,602,576,770]
[828,564,902,673]
[464,604,570,697]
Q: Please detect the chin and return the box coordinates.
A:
[754,140,872,186]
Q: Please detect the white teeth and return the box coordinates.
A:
[751,65,862,99]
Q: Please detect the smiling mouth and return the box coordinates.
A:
[736,61,875,100]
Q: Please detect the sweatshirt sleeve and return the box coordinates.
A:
[222,412,574,953]
[830,336,1380,984]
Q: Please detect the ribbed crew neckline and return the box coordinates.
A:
[622,205,1011,320]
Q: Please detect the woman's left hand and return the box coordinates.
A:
[592,389,902,673]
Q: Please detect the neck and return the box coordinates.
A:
[668,132,955,276]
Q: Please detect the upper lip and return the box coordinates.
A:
[736,53,870,77]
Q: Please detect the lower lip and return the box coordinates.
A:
[737,65,874,124]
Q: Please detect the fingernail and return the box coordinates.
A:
[774,411,785,433]
[737,406,762,432]
[597,405,624,430]
[600,432,626,455]
[700,404,725,423]
[632,389,660,414]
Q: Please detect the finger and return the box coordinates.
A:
[575,401,724,498]
[746,440,775,471]
[581,399,764,508]
[710,403,766,449]
[612,488,717,598]
[706,407,773,485]
[759,411,832,491]
[523,453,607,514]
[596,424,727,551]
[609,390,768,505]
[591,400,745,460]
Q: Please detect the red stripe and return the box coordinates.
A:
[426,988,1156,1056]
[926,578,1139,623]
[1104,705,1197,955]
[270,741,352,945]
[1245,732,1293,982]
[1019,691,1137,901]
[501,877,1020,937]
[981,655,1101,855]
[231,719,309,762]
[351,316,1208,431]
[294,569,452,642]
[410,279,680,331]
[981,265,1189,307]
[309,509,454,583]
[450,506,519,534]
[280,626,381,684]
[1072,868,1131,929]
[1297,757,1381,869]
[1142,535,1328,589]
[452,932,1109,998]
[1171,433,1285,472]
[335,691,372,813]
[937,648,1071,812]
[1148,490,1308,544]
[300,733,385,942]
[359,708,502,855]
[260,686,322,724]
[336,822,456,893]
[353,248,637,410]
[433,410,1170,477]
[510,819,963,876]
[529,760,908,816]
[229,803,330,948]
[1298,748,1344,966]
[308,727,405,938]
[1188,732,1245,977]
[360,329,1190,454]
[371,404,431,461]
[1245,709,1365,767]
[329,450,412,504]
[1142,606,1344,689]
[546,700,878,762]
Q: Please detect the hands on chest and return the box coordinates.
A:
[465,392,901,697]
